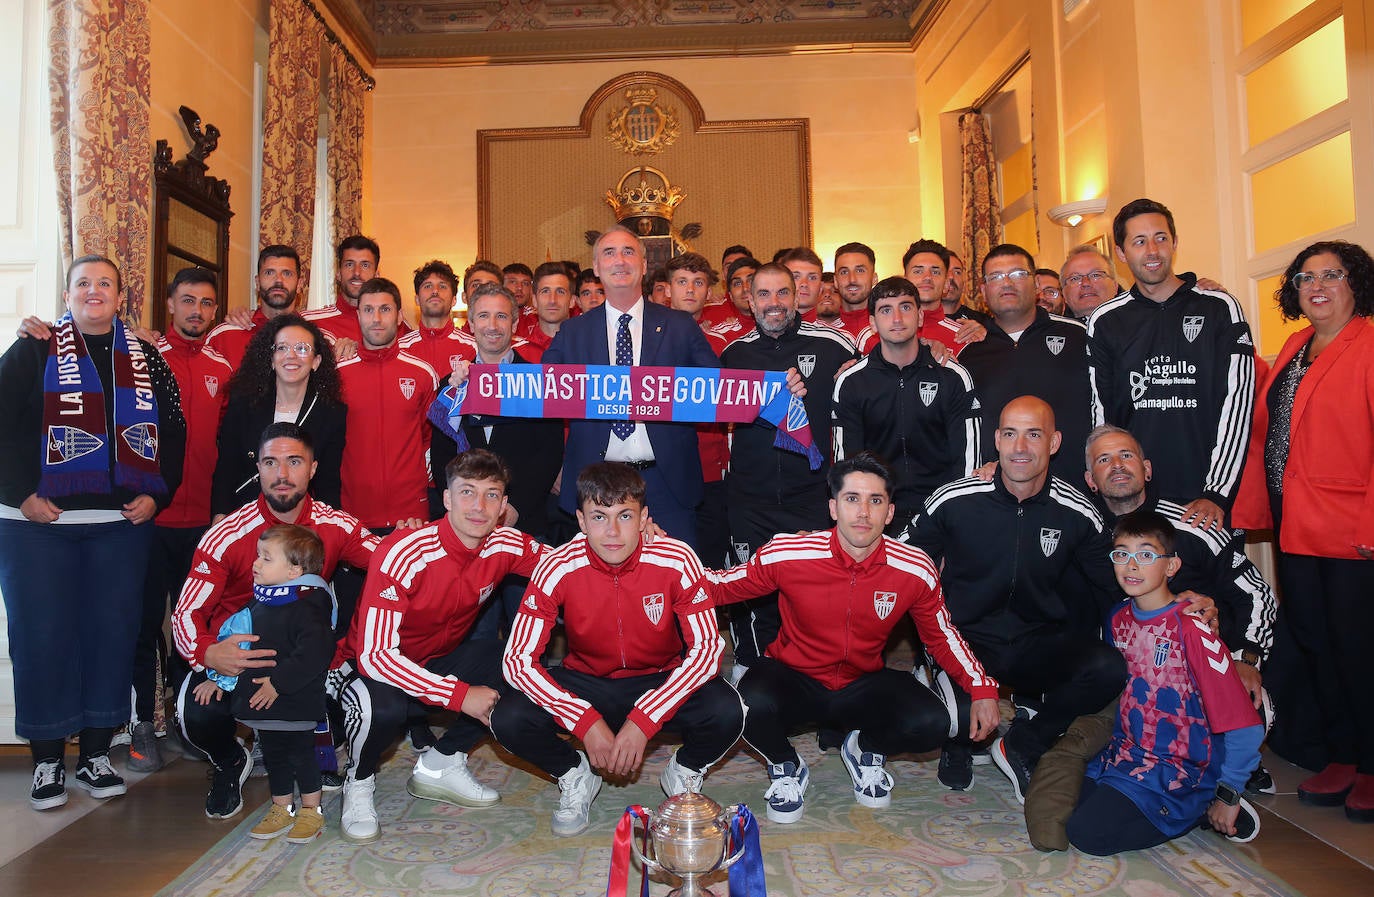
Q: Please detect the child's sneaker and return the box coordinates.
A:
[249,804,296,840]
[286,806,325,844]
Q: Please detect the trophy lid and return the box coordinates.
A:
[653,788,727,828]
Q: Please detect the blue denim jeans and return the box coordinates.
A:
[0,517,153,739]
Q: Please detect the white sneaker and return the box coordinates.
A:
[552,752,602,837]
[407,750,499,807]
[659,750,706,797]
[341,774,380,844]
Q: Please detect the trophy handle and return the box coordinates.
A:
[718,805,748,871]
[628,813,664,874]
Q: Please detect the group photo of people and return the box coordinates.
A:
[3,190,1371,883]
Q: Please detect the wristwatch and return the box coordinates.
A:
[1215,781,1241,806]
[1234,648,1262,669]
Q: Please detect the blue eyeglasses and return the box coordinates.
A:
[1109,548,1175,566]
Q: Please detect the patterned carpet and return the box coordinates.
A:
[157,738,1302,897]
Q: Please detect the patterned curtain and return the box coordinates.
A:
[958,111,1002,308]
[327,42,367,247]
[49,0,153,321]
[260,0,324,287]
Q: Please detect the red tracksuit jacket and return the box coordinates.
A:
[156,330,232,527]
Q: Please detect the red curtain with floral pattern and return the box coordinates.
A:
[260,0,324,288]
[958,111,1002,308]
[49,0,153,321]
[327,43,367,248]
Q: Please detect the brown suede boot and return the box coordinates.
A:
[1345,773,1374,823]
[1298,762,1357,807]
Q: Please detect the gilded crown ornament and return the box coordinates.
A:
[607,86,681,155]
[605,167,686,222]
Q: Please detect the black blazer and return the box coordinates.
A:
[212,385,348,516]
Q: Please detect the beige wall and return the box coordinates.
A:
[369,52,922,317]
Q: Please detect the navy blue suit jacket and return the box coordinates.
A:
[543,301,720,514]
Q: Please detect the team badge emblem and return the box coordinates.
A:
[733,542,751,564]
[919,381,938,407]
[478,583,495,604]
[399,377,416,400]
[1040,527,1061,556]
[1183,316,1204,342]
[204,375,219,397]
[120,423,159,460]
[46,426,104,465]
[643,593,665,625]
[1153,637,1172,668]
[797,355,816,378]
[873,591,897,620]
[449,354,463,372]
[1045,335,1065,356]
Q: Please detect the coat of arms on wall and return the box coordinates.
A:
[606,86,680,155]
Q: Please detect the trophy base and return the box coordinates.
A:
[665,884,721,897]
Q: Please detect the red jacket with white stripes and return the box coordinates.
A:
[172,495,379,670]
[710,529,998,699]
[336,343,439,528]
[204,308,270,370]
[397,320,476,379]
[340,521,546,710]
[156,330,232,527]
[503,535,723,740]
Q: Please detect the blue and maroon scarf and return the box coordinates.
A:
[428,364,823,469]
[39,313,166,499]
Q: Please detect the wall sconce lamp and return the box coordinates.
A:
[1047,197,1107,228]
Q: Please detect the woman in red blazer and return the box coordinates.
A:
[1234,240,1374,822]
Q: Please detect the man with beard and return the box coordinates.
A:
[1088,199,1255,533]
[942,249,992,324]
[957,244,1093,484]
[306,236,407,345]
[130,268,235,772]
[520,262,575,357]
[719,263,857,679]
[1083,426,1273,702]
[398,260,476,379]
[172,424,380,820]
[700,256,758,344]
[878,239,984,358]
[829,243,877,340]
[1035,269,1064,314]
[206,245,302,368]
[336,278,440,534]
[908,397,1125,802]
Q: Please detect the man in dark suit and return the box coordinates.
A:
[542,226,720,547]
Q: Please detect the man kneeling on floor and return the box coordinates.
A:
[491,462,744,837]
[711,452,1001,822]
[333,449,547,843]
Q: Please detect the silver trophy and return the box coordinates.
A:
[630,786,746,897]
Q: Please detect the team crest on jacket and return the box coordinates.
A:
[1045,335,1065,356]
[643,593,665,625]
[733,542,751,564]
[204,375,219,397]
[478,583,495,604]
[1183,316,1205,343]
[1039,527,1061,556]
[399,377,417,400]
[448,354,464,373]
[797,355,816,377]
[919,381,938,406]
[1153,637,1172,667]
[873,590,897,620]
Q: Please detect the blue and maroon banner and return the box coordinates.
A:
[429,364,822,469]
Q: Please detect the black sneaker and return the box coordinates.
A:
[127,721,164,773]
[939,741,974,791]
[30,759,67,810]
[320,771,345,792]
[992,735,1033,804]
[816,728,845,753]
[1203,797,1261,843]
[1246,764,1276,795]
[205,743,252,819]
[74,754,127,799]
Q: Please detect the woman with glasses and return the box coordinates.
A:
[211,314,346,517]
[1235,240,1374,823]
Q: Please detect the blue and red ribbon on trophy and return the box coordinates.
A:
[604,803,767,897]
